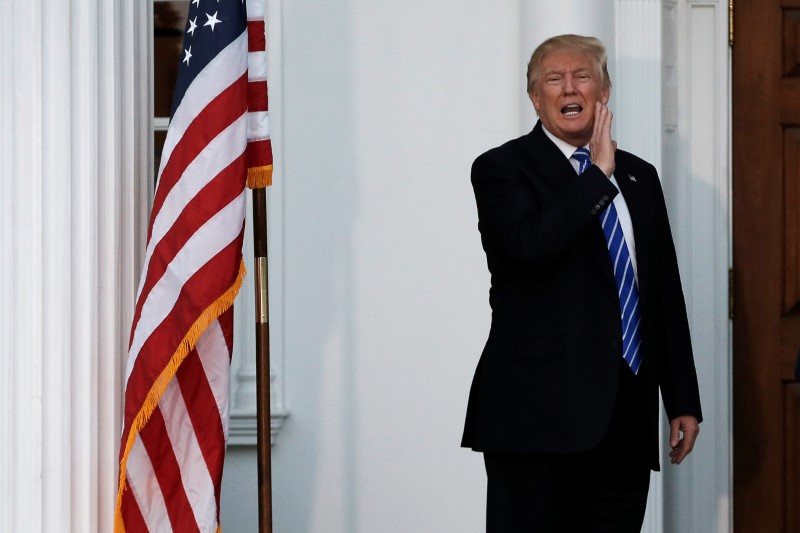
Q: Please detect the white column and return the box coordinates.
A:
[519,0,616,133]
[662,1,732,531]
[615,0,663,165]
[0,0,149,531]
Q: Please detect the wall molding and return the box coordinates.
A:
[228,410,290,447]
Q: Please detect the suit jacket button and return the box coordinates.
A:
[591,208,597,215]
[603,195,609,201]
[598,199,605,206]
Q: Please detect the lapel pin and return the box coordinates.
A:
[628,174,637,182]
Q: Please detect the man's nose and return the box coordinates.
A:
[562,75,576,94]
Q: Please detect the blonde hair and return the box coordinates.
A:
[526,34,611,95]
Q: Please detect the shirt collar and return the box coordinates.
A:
[541,124,589,160]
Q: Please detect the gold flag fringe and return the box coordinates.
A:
[247,164,273,189]
[113,259,247,532]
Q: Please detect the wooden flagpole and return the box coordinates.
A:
[252,187,273,533]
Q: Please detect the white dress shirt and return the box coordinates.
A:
[541,126,639,280]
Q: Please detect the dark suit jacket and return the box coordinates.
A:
[461,122,702,470]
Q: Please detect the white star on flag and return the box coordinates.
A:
[204,11,222,31]
[187,17,198,36]
[183,45,192,65]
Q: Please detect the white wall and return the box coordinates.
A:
[272,2,518,531]
[221,1,732,532]
[223,1,519,531]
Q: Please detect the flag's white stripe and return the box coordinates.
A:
[248,50,267,79]
[160,375,218,532]
[158,32,249,179]
[196,320,232,440]
[127,436,171,533]
[135,115,248,301]
[126,192,246,382]
[247,0,265,18]
[246,111,270,141]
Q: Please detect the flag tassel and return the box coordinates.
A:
[247,164,273,189]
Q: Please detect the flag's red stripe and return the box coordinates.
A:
[247,20,266,51]
[248,80,268,112]
[147,73,248,242]
[123,236,244,431]
[140,408,202,533]
[177,349,227,521]
[247,139,273,168]
[130,154,247,342]
[218,307,234,356]
[121,479,149,532]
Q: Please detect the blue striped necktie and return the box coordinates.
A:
[573,148,642,374]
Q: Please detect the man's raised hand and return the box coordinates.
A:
[589,102,616,177]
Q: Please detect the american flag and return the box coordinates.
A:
[114,0,272,530]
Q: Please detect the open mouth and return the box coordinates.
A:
[561,104,583,117]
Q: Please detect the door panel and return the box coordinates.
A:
[733,0,800,531]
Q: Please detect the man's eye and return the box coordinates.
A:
[547,77,561,84]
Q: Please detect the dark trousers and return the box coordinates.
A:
[484,365,651,533]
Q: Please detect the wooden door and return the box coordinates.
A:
[733,1,800,530]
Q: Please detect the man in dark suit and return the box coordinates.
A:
[461,35,702,532]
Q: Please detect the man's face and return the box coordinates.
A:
[530,51,609,147]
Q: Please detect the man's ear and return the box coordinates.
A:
[601,88,610,105]
[530,91,540,112]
